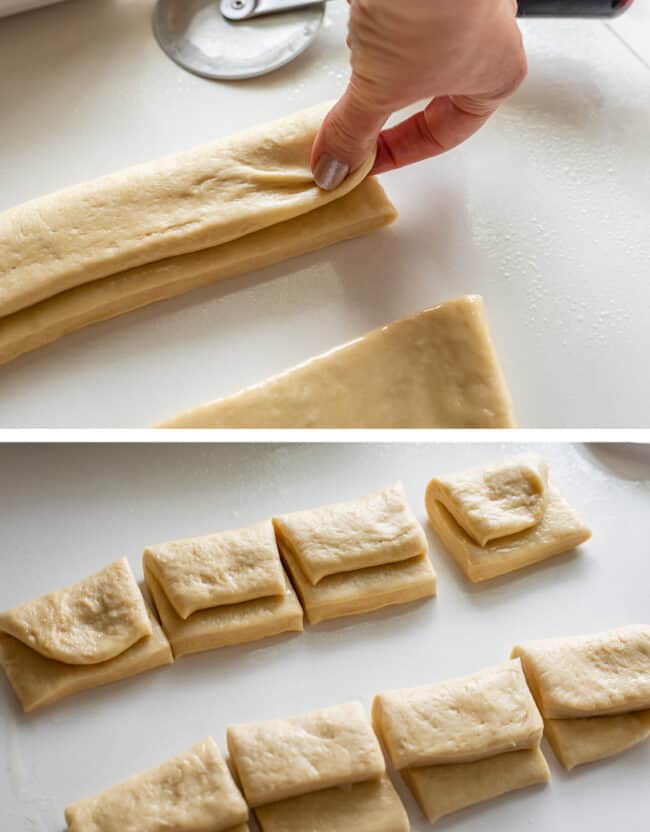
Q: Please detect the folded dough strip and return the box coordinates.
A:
[544,710,650,770]
[0,102,375,317]
[158,295,515,428]
[0,177,396,366]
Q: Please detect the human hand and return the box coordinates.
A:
[312,0,527,189]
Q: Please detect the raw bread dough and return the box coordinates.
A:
[65,736,248,832]
[157,295,515,429]
[255,776,409,832]
[144,566,303,658]
[273,483,427,584]
[227,702,385,807]
[511,625,650,718]
[372,659,543,769]
[402,746,550,824]
[427,482,591,582]
[544,710,650,770]
[280,545,436,625]
[0,558,151,664]
[426,455,549,546]
[0,103,374,318]
[143,520,286,618]
[0,178,395,366]
[0,602,172,712]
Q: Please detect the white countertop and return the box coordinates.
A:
[1,442,649,830]
[0,0,649,428]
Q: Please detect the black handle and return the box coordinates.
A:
[517,0,634,16]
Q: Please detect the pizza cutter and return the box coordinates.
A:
[153,0,635,82]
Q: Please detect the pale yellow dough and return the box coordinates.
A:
[372,659,543,769]
[280,545,436,625]
[255,776,409,832]
[427,482,591,582]
[426,455,549,546]
[227,701,385,807]
[544,711,650,770]
[0,602,172,712]
[403,746,550,824]
[158,295,515,429]
[144,566,302,658]
[0,558,151,665]
[273,482,427,584]
[65,736,248,832]
[511,625,650,718]
[143,520,286,619]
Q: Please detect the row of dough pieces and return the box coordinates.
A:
[0,454,592,713]
[64,626,650,832]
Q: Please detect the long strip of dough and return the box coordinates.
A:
[158,295,515,428]
[0,178,396,366]
[0,102,373,317]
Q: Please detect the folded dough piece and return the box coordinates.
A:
[0,178,396,366]
[65,736,249,832]
[274,484,435,624]
[143,521,303,657]
[426,455,590,581]
[372,659,543,768]
[0,559,173,712]
[512,625,650,768]
[158,295,515,429]
[373,660,548,824]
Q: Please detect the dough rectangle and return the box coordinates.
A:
[227,701,385,807]
[544,710,650,770]
[511,625,650,718]
[254,775,409,832]
[64,736,248,832]
[372,659,543,769]
[272,482,428,585]
[402,746,550,824]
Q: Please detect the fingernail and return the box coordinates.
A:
[313,153,350,191]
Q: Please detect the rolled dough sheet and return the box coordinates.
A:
[372,659,543,769]
[227,701,385,807]
[426,483,591,582]
[254,776,409,832]
[144,566,303,659]
[0,102,375,318]
[157,295,515,429]
[279,544,436,625]
[64,736,249,832]
[0,602,172,713]
[402,746,550,824]
[143,520,286,619]
[0,177,396,366]
[511,625,650,718]
[426,455,549,547]
[272,482,427,584]
[544,710,650,770]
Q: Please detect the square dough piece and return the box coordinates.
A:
[425,454,549,546]
[158,295,516,429]
[227,701,385,807]
[65,736,248,832]
[544,710,650,770]
[426,483,591,582]
[279,544,436,625]
[372,659,543,769]
[272,482,428,584]
[0,602,172,713]
[402,746,550,824]
[255,776,409,832]
[511,625,650,718]
[144,566,303,659]
[143,520,286,619]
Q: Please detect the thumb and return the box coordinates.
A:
[311,83,389,190]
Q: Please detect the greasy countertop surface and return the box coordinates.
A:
[1,442,649,830]
[0,0,649,427]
